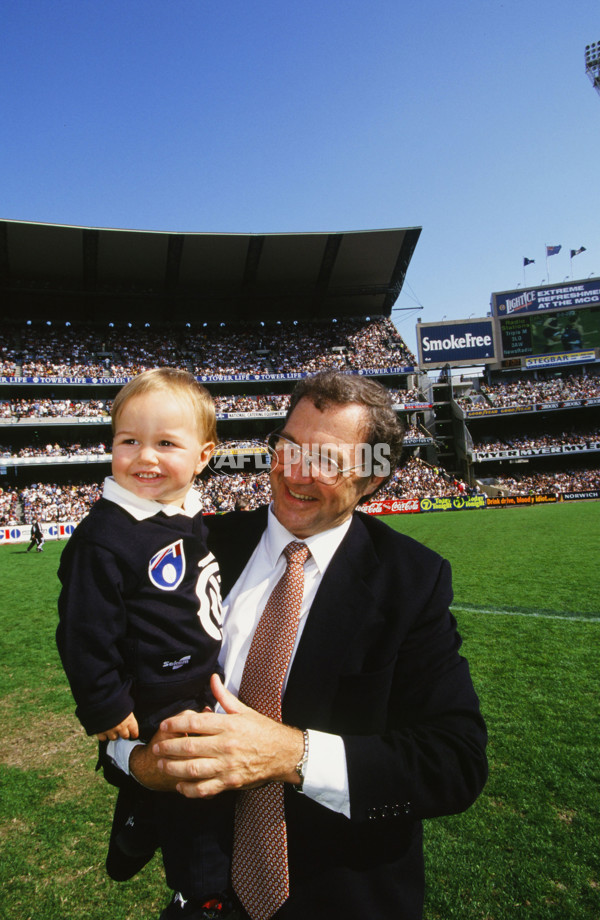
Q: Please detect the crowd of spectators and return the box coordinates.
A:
[0,394,287,420]
[215,438,267,453]
[199,473,273,513]
[457,374,600,411]
[1,460,466,524]
[492,469,600,496]
[0,486,19,524]
[0,388,428,422]
[454,391,487,410]
[1,430,432,464]
[472,427,600,454]
[0,328,19,376]
[388,387,428,405]
[343,320,416,370]
[0,317,416,378]
[404,426,431,443]
[4,458,599,526]
[215,394,289,414]
[380,458,471,500]
[1,398,110,419]
[17,326,109,377]
[1,440,107,460]
[2,324,598,524]
[18,483,103,524]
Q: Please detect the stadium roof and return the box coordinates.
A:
[0,220,421,324]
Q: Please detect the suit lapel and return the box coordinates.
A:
[283,513,380,726]
[206,506,268,598]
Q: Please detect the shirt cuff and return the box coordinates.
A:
[302,729,350,818]
[106,738,143,777]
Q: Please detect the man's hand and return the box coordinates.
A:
[153,674,305,799]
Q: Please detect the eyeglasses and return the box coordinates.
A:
[266,430,365,484]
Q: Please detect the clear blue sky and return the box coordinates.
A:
[2,0,599,355]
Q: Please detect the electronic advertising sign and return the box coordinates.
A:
[493,278,600,317]
[416,318,496,367]
[493,278,600,365]
[499,307,600,360]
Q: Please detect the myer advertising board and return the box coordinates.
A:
[417,318,496,367]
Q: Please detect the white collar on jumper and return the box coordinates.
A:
[102,476,204,520]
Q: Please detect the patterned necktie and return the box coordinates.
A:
[231,540,311,920]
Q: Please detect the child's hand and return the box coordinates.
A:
[96,712,140,742]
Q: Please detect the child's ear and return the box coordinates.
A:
[195,441,215,474]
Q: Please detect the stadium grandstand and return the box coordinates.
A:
[413,270,600,507]
[0,220,452,529]
[436,360,600,503]
[1,219,598,533]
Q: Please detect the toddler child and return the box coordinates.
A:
[57,368,231,914]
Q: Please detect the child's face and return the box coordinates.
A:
[111,389,214,507]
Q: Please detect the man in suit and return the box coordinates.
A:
[126,369,488,920]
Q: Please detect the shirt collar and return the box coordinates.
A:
[265,502,353,575]
[102,476,203,520]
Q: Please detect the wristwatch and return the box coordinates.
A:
[295,730,309,792]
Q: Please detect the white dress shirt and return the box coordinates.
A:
[109,503,352,817]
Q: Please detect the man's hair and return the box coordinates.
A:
[287,370,404,495]
[111,368,217,445]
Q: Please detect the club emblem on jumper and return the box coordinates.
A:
[148,540,185,591]
[196,551,223,641]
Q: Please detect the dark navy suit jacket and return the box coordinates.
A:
[206,506,487,920]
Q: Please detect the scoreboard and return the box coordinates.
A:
[501,315,532,357]
[492,277,600,361]
[499,305,600,359]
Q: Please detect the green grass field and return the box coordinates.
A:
[1,502,599,919]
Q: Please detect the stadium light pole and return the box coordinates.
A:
[585,41,600,98]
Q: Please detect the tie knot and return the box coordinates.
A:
[283,541,311,567]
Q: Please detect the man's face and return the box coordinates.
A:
[269,397,383,538]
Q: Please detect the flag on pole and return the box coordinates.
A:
[546,245,562,257]
[570,246,586,258]
[523,257,535,266]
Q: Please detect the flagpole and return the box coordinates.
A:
[545,246,549,283]
[569,247,586,278]
[523,258,535,285]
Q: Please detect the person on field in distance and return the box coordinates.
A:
[113,369,488,920]
[26,519,45,552]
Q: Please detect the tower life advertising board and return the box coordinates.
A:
[417,319,496,367]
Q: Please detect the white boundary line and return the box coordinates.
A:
[452,605,600,623]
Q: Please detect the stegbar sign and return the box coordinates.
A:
[417,319,495,366]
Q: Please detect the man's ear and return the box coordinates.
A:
[361,475,386,500]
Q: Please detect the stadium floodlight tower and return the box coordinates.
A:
[585,41,600,98]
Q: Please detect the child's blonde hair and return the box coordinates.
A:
[111,368,217,446]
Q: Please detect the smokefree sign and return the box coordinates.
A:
[419,321,495,364]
